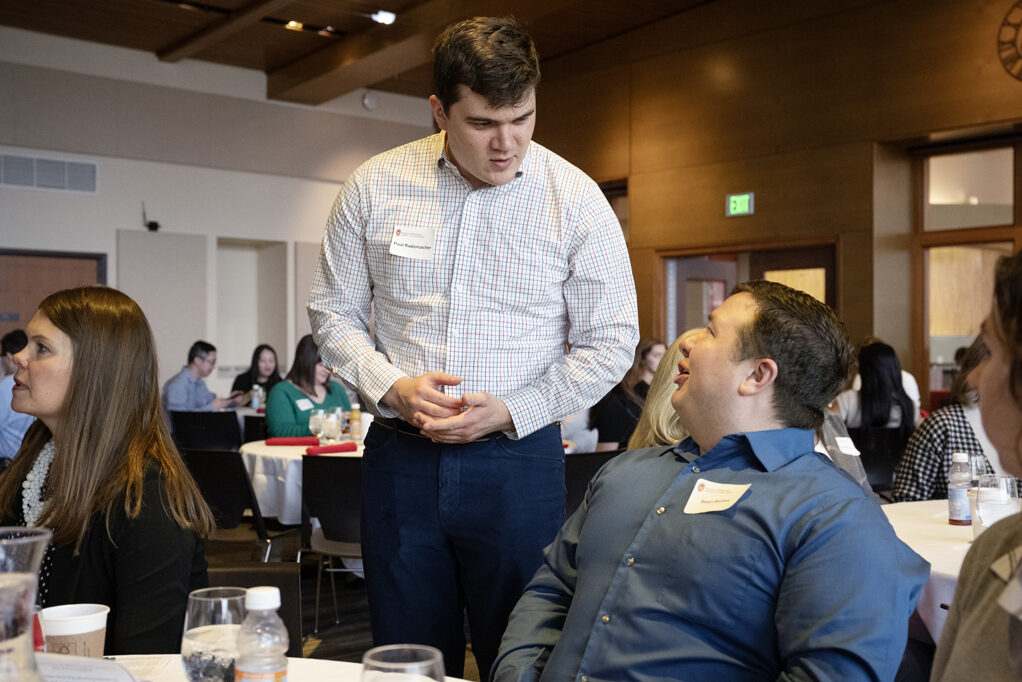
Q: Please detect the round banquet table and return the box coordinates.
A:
[881,499,974,643]
[240,439,363,525]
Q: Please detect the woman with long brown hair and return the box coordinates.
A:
[0,286,214,654]
[265,334,350,437]
[932,250,1022,680]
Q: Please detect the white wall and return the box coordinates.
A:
[2,144,354,389]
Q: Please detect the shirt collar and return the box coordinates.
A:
[674,428,816,472]
[433,131,531,187]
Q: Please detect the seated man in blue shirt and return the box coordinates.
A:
[162,340,237,412]
[493,281,930,681]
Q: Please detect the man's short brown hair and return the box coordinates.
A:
[731,281,855,430]
[433,16,540,112]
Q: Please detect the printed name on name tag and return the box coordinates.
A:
[683,478,751,514]
[295,398,314,411]
[389,224,436,259]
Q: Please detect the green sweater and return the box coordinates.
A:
[265,380,351,437]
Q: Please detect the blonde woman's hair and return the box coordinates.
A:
[627,329,702,449]
[0,286,214,551]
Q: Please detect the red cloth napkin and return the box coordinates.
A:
[306,442,358,455]
[257,408,265,414]
[265,437,319,446]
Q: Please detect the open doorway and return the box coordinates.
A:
[662,244,836,341]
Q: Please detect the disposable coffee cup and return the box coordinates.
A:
[40,603,110,657]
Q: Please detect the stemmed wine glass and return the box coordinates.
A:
[362,644,445,681]
[180,587,246,682]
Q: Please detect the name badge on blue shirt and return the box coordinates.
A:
[683,479,751,514]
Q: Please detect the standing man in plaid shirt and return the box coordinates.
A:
[308,16,638,677]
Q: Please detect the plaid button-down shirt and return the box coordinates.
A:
[309,133,638,438]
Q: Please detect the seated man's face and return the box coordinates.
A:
[671,292,759,443]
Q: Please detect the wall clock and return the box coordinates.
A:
[1000,1,1022,80]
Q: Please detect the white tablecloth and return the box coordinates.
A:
[881,499,974,643]
[240,439,362,525]
[108,654,465,681]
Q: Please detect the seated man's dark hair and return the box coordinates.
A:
[1,329,27,356]
[187,340,216,364]
[731,280,855,430]
[432,16,540,112]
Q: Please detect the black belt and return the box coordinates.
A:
[373,417,504,443]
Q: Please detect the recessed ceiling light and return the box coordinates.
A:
[285,20,303,31]
[371,10,396,25]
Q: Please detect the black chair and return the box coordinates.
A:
[298,455,363,633]
[565,449,625,518]
[180,448,293,561]
[243,414,268,443]
[846,427,907,496]
[171,411,242,450]
[207,562,303,658]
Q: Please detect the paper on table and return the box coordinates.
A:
[112,655,179,681]
[36,653,140,681]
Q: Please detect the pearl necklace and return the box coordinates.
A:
[22,440,55,526]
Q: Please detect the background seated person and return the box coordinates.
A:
[265,334,350,437]
[162,340,239,412]
[590,338,665,451]
[1,329,35,463]
[230,343,282,405]
[835,339,922,431]
[892,337,998,502]
[0,286,213,654]
[493,281,928,681]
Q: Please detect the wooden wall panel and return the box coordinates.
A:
[535,63,630,181]
[628,143,874,250]
[535,0,1022,350]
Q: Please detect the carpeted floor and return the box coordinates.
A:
[205,530,481,681]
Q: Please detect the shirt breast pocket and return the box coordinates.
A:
[654,533,766,630]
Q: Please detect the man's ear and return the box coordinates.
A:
[429,95,449,131]
[738,358,778,396]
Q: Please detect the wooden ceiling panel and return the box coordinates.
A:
[190,21,338,71]
[0,0,716,104]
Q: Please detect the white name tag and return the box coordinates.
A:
[389,224,436,259]
[295,398,314,411]
[683,478,751,514]
[835,436,860,456]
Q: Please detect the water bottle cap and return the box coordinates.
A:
[245,586,281,610]
[352,402,360,410]
[952,452,970,463]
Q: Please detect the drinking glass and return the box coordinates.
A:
[308,409,325,439]
[362,644,445,681]
[180,587,246,682]
[0,528,51,682]
[321,412,341,442]
[974,474,1021,538]
[968,453,987,487]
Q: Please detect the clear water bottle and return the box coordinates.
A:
[251,384,264,410]
[948,452,972,526]
[234,586,288,681]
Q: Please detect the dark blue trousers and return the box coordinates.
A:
[360,421,565,678]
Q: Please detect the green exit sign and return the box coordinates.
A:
[726,192,755,217]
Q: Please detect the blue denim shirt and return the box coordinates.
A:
[494,429,930,681]
[161,366,216,412]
